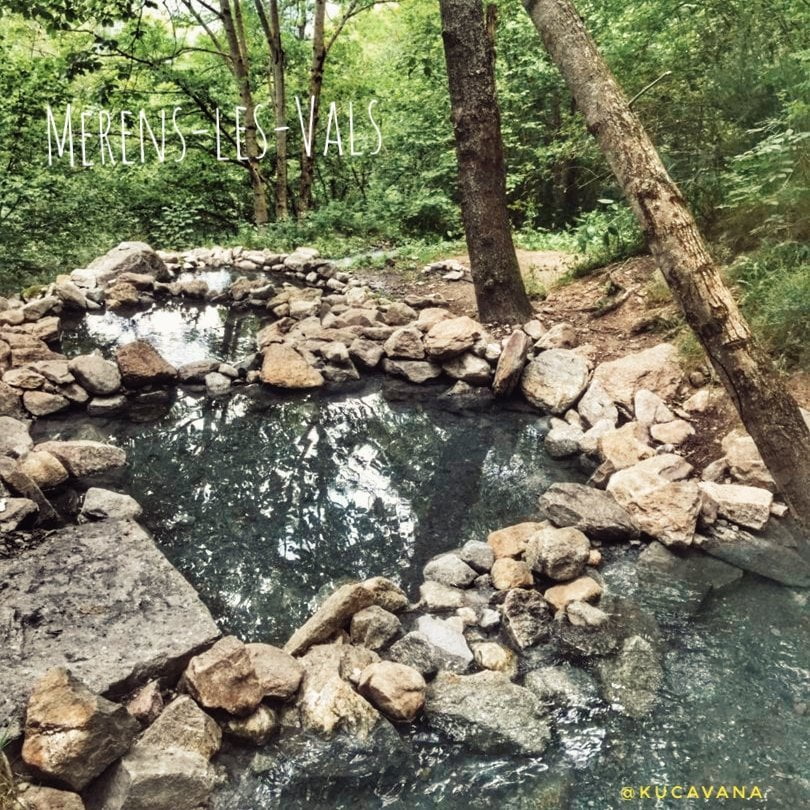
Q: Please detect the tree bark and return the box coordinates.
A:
[298,0,326,217]
[220,0,269,226]
[522,0,810,524]
[254,0,289,219]
[439,0,532,323]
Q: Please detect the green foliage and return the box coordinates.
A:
[568,200,644,276]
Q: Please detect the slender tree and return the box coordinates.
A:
[522,0,810,524]
[298,0,326,215]
[438,0,532,323]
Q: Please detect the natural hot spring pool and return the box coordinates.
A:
[38,296,810,809]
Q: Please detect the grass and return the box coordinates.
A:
[0,729,21,810]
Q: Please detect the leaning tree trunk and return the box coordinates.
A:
[522,0,810,524]
[439,0,533,323]
[298,0,326,217]
[221,0,269,226]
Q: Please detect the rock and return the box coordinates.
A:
[139,696,221,760]
[424,316,484,360]
[634,389,675,424]
[22,668,140,790]
[596,635,663,718]
[525,525,590,580]
[321,341,351,366]
[458,540,494,573]
[339,645,381,686]
[84,746,215,810]
[349,338,384,369]
[650,419,695,445]
[18,450,68,489]
[296,644,381,738]
[387,632,438,678]
[487,521,546,558]
[284,581,375,656]
[182,636,263,716]
[357,661,426,722]
[591,343,682,408]
[225,705,278,745]
[419,580,466,610]
[544,418,584,458]
[607,465,701,546]
[522,319,546,341]
[381,358,442,384]
[539,482,639,541]
[362,576,410,613]
[416,307,452,331]
[204,371,231,397]
[383,326,425,359]
[502,589,551,649]
[105,281,140,309]
[0,380,23,416]
[632,452,694,481]
[524,664,598,709]
[340,307,380,327]
[83,241,167,285]
[246,643,303,700]
[81,487,143,521]
[3,367,45,389]
[116,341,178,388]
[260,343,324,389]
[1,518,220,735]
[86,395,126,416]
[177,360,220,383]
[425,671,550,755]
[636,541,743,618]
[695,521,810,587]
[68,354,121,395]
[0,496,38,531]
[471,641,517,676]
[535,321,576,350]
[23,296,60,322]
[34,440,126,477]
[598,422,655,470]
[437,380,494,412]
[721,429,775,489]
[415,615,473,672]
[520,349,590,414]
[54,280,89,311]
[19,786,85,810]
[492,331,530,396]
[0,308,24,326]
[566,600,609,627]
[32,360,74,385]
[544,576,603,612]
[442,352,491,386]
[424,553,478,587]
[350,606,401,650]
[23,390,69,416]
[126,681,163,726]
[490,558,534,590]
[698,482,772,531]
[0,415,33,457]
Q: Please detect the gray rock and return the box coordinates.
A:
[539,482,640,541]
[383,326,425,359]
[177,360,220,383]
[441,352,492,386]
[0,415,32,458]
[525,525,590,581]
[415,614,473,672]
[34,440,126,478]
[524,664,599,709]
[68,354,121,395]
[382,358,443,384]
[520,349,590,414]
[544,418,584,458]
[502,589,552,649]
[350,605,402,651]
[0,497,38,531]
[0,520,220,736]
[458,540,494,573]
[425,671,551,755]
[596,634,663,718]
[81,487,143,521]
[387,631,439,678]
[349,338,384,369]
[81,241,168,285]
[419,580,466,610]
[492,331,530,396]
[423,553,478,588]
[225,705,278,745]
[205,371,231,397]
[23,390,69,416]
[87,394,126,416]
[138,695,221,759]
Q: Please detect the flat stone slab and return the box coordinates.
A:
[0,520,220,737]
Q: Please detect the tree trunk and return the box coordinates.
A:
[522,0,810,524]
[298,0,326,217]
[439,0,532,323]
[220,0,269,226]
[254,0,289,219]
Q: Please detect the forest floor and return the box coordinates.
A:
[358,251,810,474]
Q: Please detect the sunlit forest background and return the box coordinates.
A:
[0,0,807,366]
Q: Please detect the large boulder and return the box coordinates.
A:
[246,643,303,700]
[18,450,69,490]
[80,487,142,521]
[520,349,590,414]
[260,343,324,389]
[22,668,140,791]
[425,671,551,755]
[698,482,773,531]
[424,316,485,361]
[525,525,591,581]
[116,341,178,388]
[607,465,701,546]
[415,615,473,672]
[34,440,126,478]
[0,521,220,738]
[492,331,530,396]
[539,482,639,541]
[590,343,682,408]
[181,636,263,717]
[357,661,426,723]
[82,242,168,285]
[721,428,775,489]
[68,354,121,395]
[598,422,655,470]
[577,379,619,427]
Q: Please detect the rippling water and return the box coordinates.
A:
[49,297,810,809]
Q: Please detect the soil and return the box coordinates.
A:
[359,250,809,474]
